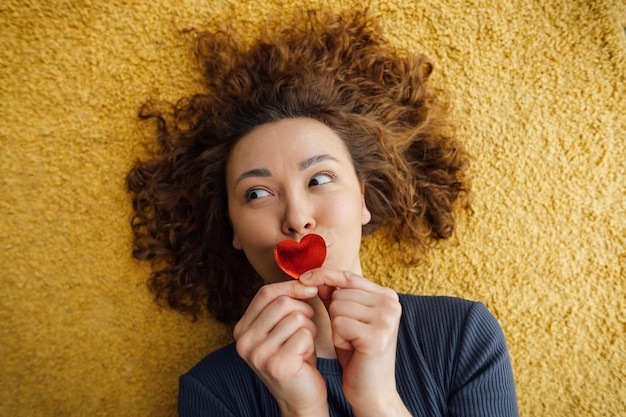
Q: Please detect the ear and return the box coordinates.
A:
[226,209,243,249]
[360,183,372,226]
[232,230,243,250]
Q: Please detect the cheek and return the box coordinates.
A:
[230,207,278,250]
[324,192,366,227]
[228,204,254,250]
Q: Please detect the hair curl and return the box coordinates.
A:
[127,9,471,323]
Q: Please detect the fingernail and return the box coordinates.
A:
[304,286,318,295]
[299,271,312,281]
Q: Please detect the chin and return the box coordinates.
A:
[261,271,293,284]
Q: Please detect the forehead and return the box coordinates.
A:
[227,118,352,173]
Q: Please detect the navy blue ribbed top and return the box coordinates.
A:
[179,295,519,416]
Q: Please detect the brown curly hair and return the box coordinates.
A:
[126,9,471,324]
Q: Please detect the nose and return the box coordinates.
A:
[281,198,316,237]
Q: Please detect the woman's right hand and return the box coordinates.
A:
[233,281,329,417]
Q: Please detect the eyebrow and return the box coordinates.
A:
[233,154,339,187]
[234,168,272,187]
[298,154,339,170]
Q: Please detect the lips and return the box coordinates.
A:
[273,234,327,279]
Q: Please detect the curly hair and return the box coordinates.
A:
[126,9,471,324]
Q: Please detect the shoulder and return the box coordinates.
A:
[395,294,508,385]
[397,294,508,364]
[395,294,518,416]
[397,293,502,338]
[396,295,476,370]
[398,293,476,317]
[397,294,490,342]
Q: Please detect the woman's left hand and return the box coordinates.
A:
[299,269,411,417]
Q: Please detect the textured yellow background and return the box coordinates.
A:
[1,0,625,416]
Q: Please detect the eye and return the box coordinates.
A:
[245,188,271,201]
[309,173,334,187]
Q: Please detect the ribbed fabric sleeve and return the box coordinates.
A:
[447,302,519,416]
[178,343,282,416]
[178,295,519,417]
[394,296,519,416]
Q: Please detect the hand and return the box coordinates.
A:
[233,281,329,417]
[300,269,410,417]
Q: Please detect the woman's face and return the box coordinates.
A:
[226,117,371,283]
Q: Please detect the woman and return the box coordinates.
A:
[127,9,519,417]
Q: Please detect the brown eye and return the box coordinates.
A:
[245,188,271,201]
[309,173,333,187]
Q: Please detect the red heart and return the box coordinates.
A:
[274,234,327,279]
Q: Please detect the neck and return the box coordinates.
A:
[308,296,337,359]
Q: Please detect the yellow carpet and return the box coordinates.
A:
[1,0,624,416]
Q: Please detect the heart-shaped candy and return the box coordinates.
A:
[274,234,327,279]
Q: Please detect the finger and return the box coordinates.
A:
[327,298,372,323]
[235,295,314,343]
[331,290,402,329]
[331,315,398,354]
[234,282,318,339]
[330,288,380,308]
[260,327,317,384]
[299,268,392,296]
[329,292,402,354]
[282,326,317,363]
[244,311,317,370]
[262,310,317,354]
[331,316,367,351]
[249,281,319,317]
